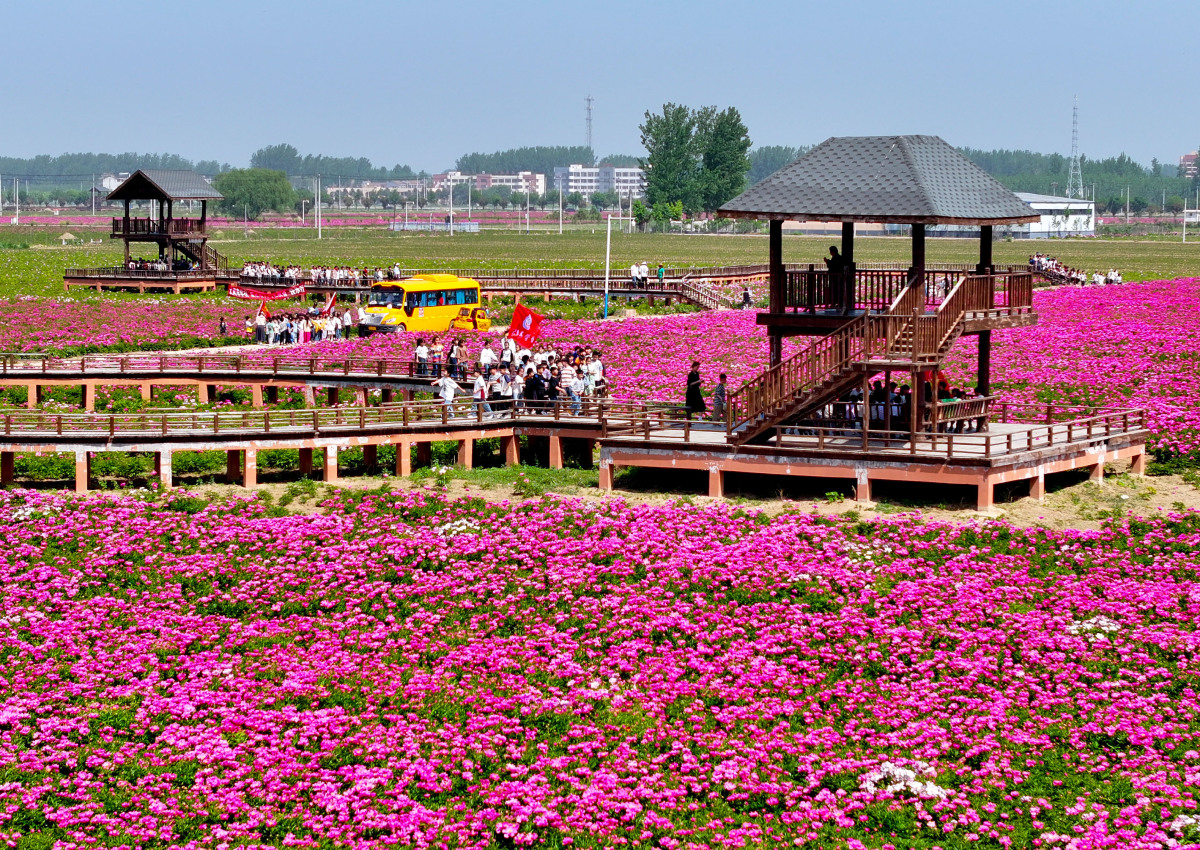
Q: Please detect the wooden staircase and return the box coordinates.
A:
[176,240,230,272]
[726,275,972,445]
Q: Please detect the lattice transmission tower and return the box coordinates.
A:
[1066,95,1084,199]
[585,94,594,154]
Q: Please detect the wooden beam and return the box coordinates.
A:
[977,224,993,273]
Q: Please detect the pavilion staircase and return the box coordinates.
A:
[678,277,734,310]
[176,240,230,273]
[725,276,972,445]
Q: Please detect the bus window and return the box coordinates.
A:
[405,292,420,309]
[466,289,479,305]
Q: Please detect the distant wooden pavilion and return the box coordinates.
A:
[64,169,227,293]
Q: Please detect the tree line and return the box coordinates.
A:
[0,151,229,179]
[248,144,419,179]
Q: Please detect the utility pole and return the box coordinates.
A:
[316,175,322,239]
[585,94,594,153]
[449,177,455,236]
[91,174,95,217]
[558,175,563,235]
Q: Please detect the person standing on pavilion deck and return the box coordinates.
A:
[685,361,707,420]
[824,245,847,314]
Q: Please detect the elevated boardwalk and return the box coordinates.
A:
[598,404,1148,511]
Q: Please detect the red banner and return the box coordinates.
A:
[228,283,306,301]
[506,304,544,348]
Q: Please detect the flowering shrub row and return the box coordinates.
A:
[0,488,1196,847]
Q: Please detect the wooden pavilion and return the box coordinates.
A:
[594,135,1148,510]
[64,169,227,293]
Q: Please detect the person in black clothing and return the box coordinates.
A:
[685,360,706,420]
[741,286,752,309]
[219,317,227,337]
[524,367,545,410]
[546,368,562,407]
[825,245,847,314]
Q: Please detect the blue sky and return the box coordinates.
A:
[3,0,1194,171]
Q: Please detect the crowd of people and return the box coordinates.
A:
[246,305,360,345]
[240,262,304,282]
[127,257,194,272]
[240,263,409,286]
[424,337,607,416]
[1029,253,1122,286]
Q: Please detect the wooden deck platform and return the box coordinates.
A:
[64,269,218,294]
[598,412,1148,512]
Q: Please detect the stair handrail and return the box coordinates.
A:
[725,316,866,434]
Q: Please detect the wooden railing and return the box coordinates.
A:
[64,267,217,281]
[111,217,206,237]
[0,397,679,442]
[0,351,429,380]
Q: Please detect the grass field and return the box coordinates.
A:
[1,224,1198,297]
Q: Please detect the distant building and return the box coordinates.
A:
[431,171,544,195]
[552,164,646,199]
[99,173,130,193]
[1011,193,1095,238]
[1180,151,1198,180]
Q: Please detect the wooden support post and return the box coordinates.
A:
[381,388,393,404]
[323,446,338,482]
[1130,449,1146,476]
[842,221,856,310]
[1029,471,1046,502]
[251,385,264,408]
[861,372,870,449]
[362,444,378,472]
[0,451,13,486]
[977,330,992,397]
[976,224,994,274]
[707,468,724,498]
[548,435,564,469]
[598,461,614,491]
[74,451,88,494]
[396,440,412,477]
[355,388,367,407]
[140,383,152,402]
[226,449,241,484]
[416,441,432,468]
[26,383,38,410]
[457,438,474,469]
[157,450,172,489]
[81,383,94,412]
[768,219,784,367]
[197,383,210,404]
[267,386,279,403]
[401,389,414,403]
[298,447,313,476]
[976,478,994,512]
[244,449,257,488]
[855,474,872,504]
[1090,460,1105,485]
[303,386,315,406]
[502,435,520,466]
[327,387,339,407]
[911,223,926,287]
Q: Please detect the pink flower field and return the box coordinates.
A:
[0,487,1197,848]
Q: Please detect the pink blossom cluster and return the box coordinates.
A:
[0,488,1196,847]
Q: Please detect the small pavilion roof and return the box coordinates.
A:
[719,135,1038,225]
[106,169,223,202]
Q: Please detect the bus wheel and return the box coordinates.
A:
[397,324,407,332]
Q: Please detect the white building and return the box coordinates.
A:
[552,164,646,199]
[431,171,545,195]
[1012,193,1095,238]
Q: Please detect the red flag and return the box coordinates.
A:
[506,304,544,348]
[256,300,271,320]
[319,293,337,317]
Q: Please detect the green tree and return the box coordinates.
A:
[748,145,804,185]
[640,102,699,212]
[1166,196,1185,214]
[213,169,296,220]
[250,143,302,174]
[632,199,651,226]
[565,191,584,209]
[696,106,751,211]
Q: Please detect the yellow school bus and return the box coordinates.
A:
[357,274,483,335]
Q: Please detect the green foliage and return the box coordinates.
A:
[455,146,594,176]
[640,103,751,214]
[213,169,297,220]
[0,151,230,178]
[748,145,808,185]
[249,143,417,179]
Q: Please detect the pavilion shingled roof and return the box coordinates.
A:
[106,169,223,202]
[719,135,1038,225]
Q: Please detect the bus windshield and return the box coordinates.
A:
[368,289,404,306]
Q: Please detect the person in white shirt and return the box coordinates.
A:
[471,368,492,418]
[638,261,650,288]
[431,373,464,415]
[568,372,586,415]
[414,339,430,376]
[630,262,639,287]
[478,342,497,370]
